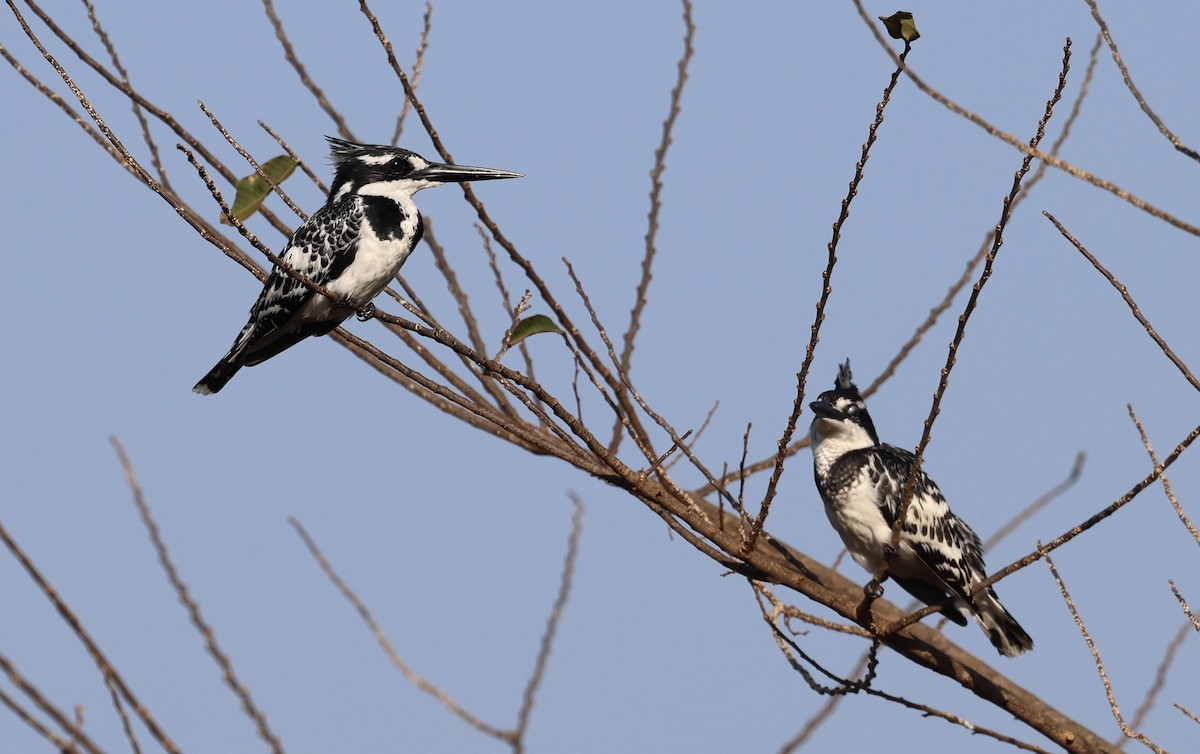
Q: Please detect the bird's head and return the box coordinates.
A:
[809,359,880,448]
[326,137,522,203]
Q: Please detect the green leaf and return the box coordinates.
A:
[507,314,563,346]
[221,155,298,224]
[879,11,920,43]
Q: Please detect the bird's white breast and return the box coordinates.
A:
[327,197,421,304]
[821,472,893,573]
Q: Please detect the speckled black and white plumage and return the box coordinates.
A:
[809,360,1033,657]
[194,137,521,394]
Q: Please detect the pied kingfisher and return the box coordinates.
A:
[194,137,522,394]
[809,361,1033,657]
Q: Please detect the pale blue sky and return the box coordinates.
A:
[2,2,1197,752]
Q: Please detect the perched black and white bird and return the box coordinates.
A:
[193,137,522,394]
[808,361,1033,657]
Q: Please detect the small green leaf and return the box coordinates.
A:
[221,155,298,224]
[879,11,920,43]
[507,314,563,346]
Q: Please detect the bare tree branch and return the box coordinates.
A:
[0,654,105,754]
[746,33,919,558]
[261,0,355,140]
[111,438,286,754]
[1045,550,1167,754]
[872,38,1073,620]
[851,0,1200,237]
[79,0,171,190]
[512,495,585,752]
[289,516,509,741]
[1082,0,1200,162]
[1046,213,1200,392]
[1118,621,1191,748]
[611,0,695,454]
[0,491,181,753]
[1127,405,1200,547]
[1168,581,1200,633]
[390,2,432,145]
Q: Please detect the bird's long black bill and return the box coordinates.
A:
[809,400,842,419]
[415,162,523,183]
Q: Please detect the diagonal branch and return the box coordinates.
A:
[745,35,918,556]
[1045,551,1167,754]
[850,0,1200,238]
[1045,212,1200,392]
[80,0,172,191]
[874,38,1072,609]
[261,0,355,140]
[112,438,286,754]
[289,517,509,740]
[512,496,585,752]
[1082,0,1200,162]
[611,0,694,453]
[1127,405,1199,547]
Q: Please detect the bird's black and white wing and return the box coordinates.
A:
[861,445,986,611]
[864,444,1033,655]
[192,199,366,394]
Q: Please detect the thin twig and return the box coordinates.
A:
[260,120,327,193]
[1045,550,1167,754]
[1175,704,1200,725]
[850,0,1200,237]
[17,0,295,240]
[391,2,432,145]
[0,655,105,754]
[512,496,585,752]
[0,500,180,752]
[199,101,307,222]
[1168,581,1200,633]
[778,651,872,753]
[747,36,918,557]
[985,451,1085,550]
[1083,0,1200,162]
[111,438,286,754]
[701,31,1104,496]
[754,583,1049,753]
[261,0,355,139]
[1119,621,1191,747]
[1127,405,1199,547]
[982,420,1200,592]
[752,581,877,695]
[103,669,144,754]
[289,517,509,740]
[0,42,124,166]
[80,0,172,190]
[1046,212,1200,393]
[611,0,694,454]
[874,39,1072,614]
[849,0,1200,236]
[358,0,646,443]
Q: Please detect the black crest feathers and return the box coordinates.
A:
[835,359,856,391]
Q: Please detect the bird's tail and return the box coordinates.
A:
[193,353,243,395]
[971,587,1033,657]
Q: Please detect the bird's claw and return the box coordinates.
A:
[355,302,376,321]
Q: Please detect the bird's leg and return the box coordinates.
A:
[857,579,885,629]
[355,302,376,322]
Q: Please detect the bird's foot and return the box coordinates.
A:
[355,302,376,321]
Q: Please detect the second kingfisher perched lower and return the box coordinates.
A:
[808,361,1033,657]
[194,137,522,395]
